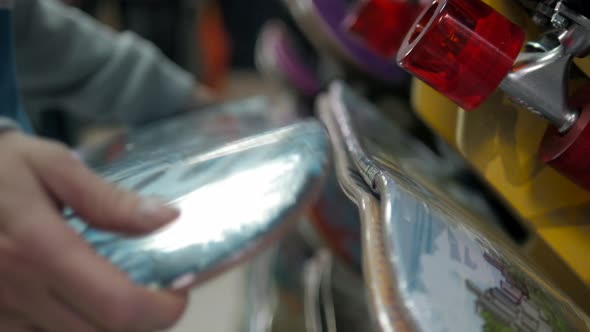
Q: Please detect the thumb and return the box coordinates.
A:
[27,141,179,234]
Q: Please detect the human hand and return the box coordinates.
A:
[0,132,186,331]
[193,83,219,104]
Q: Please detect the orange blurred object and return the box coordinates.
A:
[197,1,231,93]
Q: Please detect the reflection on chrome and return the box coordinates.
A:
[318,81,590,332]
[148,154,302,252]
[71,117,329,289]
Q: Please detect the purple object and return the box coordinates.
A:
[256,22,323,97]
[273,26,323,96]
[311,0,406,83]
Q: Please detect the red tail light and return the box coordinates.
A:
[346,0,427,58]
[396,0,525,110]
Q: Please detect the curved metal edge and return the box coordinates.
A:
[157,121,333,289]
[79,120,332,290]
[322,82,590,330]
[317,91,417,332]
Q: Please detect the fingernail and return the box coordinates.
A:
[138,196,180,222]
[171,273,197,290]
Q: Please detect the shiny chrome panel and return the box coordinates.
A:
[319,82,590,332]
[69,103,329,289]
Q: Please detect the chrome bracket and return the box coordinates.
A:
[500,46,578,133]
[500,1,590,133]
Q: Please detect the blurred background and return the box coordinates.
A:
[46,0,294,147]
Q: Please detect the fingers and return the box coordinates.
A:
[25,140,179,234]
[44,293,98,332]
[24,292,98,332]
[0,210,100,332]
[0,134,187,331]
[0,319,30,332]
[23,208,187,331]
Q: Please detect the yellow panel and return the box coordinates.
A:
[456,94,590,222]
[410,0,590,299]
[538,226,590,285]
[574,57,590,78]
[525,234,590,313]
[411,80,458,146]
[483,0,529,27]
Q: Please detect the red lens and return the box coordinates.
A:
[396,0,525,110]
[346,0,427,58]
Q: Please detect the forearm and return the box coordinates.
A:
[14,0,195,125]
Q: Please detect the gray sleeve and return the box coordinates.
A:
[14,0,195,125]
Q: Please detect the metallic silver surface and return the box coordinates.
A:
[244,248,278,332]
[557,1,590,28]
[319,97,411,332]
[502,1,590,133]
[69,106,330,289]
[81,97,297,170]
[501,46,579,133]
[250,229,370,332]
[318,88,413,332]
[559,23,590,56]
[318,82,590,332]
[556,2,590,56]
[303,249,337,332]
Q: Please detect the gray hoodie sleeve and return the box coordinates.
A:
[13,0,195,125]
